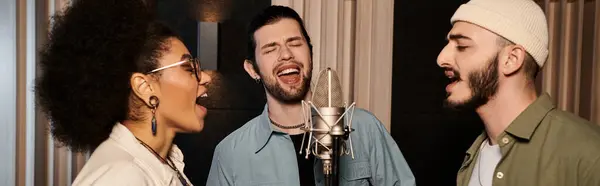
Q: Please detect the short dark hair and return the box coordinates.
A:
[246,5,313,68]
[35,0,180,152]
[496,37,540,81]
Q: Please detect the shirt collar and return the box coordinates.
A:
[254,104,281,153]
[109,123,187,183]
[465,93,555,157]
[465,132,488,157]
[504,93,555,140]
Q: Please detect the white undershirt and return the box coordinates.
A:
[468,139,502,186]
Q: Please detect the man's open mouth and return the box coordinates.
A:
[275,64,302,84]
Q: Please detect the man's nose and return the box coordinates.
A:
[437,44,453,68]
[278,46,294,61]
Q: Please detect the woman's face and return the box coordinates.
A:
[153,37,211,133]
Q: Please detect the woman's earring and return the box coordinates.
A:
[149,95,160,136]
[254,77,260,84]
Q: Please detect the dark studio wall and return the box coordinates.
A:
[391,0,484,186]
[155,0,270,185]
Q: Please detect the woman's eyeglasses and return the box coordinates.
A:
[147,55,201,83]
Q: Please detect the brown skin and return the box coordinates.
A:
[123,37,212,157]
[437,21,538,145]
[243,18,313,135]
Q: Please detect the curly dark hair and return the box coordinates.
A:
[35,0,180,152]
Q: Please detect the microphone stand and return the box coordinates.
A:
[330,135,342,186]
[324,127,346,186]
[329,125,355,186]
[322,136,340,186]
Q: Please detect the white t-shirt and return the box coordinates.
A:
[72,123,193,186]
[468,139,502,186]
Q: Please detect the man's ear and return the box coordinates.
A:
[501,45,526,76]
[130,73,156,106]
[243,59,260,80]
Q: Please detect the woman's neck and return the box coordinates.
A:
[122,119,176,158]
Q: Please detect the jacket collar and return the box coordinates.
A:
[109,123,188,184]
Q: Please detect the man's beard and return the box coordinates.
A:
[444,55,499,111]
[260,69,312,104]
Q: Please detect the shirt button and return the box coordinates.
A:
[496,172,504,179]
[502,137,510,144]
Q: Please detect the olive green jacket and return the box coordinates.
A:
[457,93,600,186]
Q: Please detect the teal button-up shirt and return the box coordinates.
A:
[206,105,416,186]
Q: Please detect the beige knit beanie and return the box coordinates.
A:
[451,0,549,67]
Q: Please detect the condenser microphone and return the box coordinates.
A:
[299,67,356,186]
